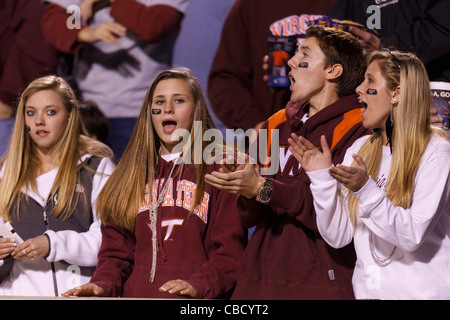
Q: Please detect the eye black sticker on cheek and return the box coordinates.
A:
[152,109,162,115]
[298,62,308,68]
[366,88,378,95]
[26,125,30,132]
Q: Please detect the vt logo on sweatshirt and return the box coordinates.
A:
[279,146,302,177]
[146,219,184,241]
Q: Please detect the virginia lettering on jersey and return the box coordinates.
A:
[138,179,210,223]
[270,14,324,37]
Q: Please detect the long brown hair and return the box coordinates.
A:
[0,75,112,221]
[97,67,219,231]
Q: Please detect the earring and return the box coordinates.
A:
[385,105,394,153]
[389,106,394,126]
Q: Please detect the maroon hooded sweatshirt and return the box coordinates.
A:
[232,94,371,300]
[90,158,247,298]
[0,0,58,107]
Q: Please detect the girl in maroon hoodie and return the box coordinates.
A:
[62,67,246,298]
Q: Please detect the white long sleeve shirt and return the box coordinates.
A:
[307,134,450,299]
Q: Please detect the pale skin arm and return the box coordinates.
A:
[77,22,126,46]
[347,26,381,53]
[288,133,369,192]
[77,0,125,46]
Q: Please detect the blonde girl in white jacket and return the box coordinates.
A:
[0,75,115,296]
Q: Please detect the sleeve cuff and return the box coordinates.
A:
[43,230,55,261]
[305,167,333,185]
[42,233,51,259]
[352,177,384,217]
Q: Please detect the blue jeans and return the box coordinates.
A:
[106,117,137,163]
[0,118,15,159]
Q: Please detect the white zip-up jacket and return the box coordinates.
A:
[0,155,115,297]
[307,134,450,299]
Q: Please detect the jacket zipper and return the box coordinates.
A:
[43,202,59,297]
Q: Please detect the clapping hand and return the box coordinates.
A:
[288,134,332,172]
[205,153,264,199]
[329,155,369,192]
[288,133,369,192]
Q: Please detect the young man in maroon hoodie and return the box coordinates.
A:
[205,25,370,299]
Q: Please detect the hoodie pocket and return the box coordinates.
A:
[123,263,201,298]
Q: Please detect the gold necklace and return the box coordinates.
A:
[369,230,397,266]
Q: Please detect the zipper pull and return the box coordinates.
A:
[43,201,49,228]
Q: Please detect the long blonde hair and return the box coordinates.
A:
[0,75,112,221]
[348,50,448,225]
[97,67,219,231]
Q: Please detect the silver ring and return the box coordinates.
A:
[23,249,27,255]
